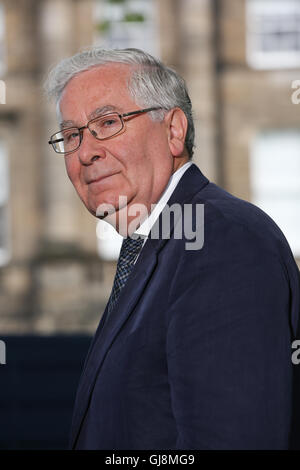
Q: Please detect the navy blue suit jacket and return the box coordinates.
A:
[70,164,300,449]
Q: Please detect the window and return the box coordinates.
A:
[246,0,300,69]
[93,0,159,56]
[250,130,300,257]
[0,142,10,266]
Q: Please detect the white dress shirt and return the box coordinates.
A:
[135,161,194,246]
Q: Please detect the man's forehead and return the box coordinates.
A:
[59,64,135,128]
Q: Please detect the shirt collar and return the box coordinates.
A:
[135,161,194,238]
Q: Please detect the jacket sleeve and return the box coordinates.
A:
[166,221,294,450]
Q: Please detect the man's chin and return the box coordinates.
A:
[95,202,117,219]
[95,194,129,218]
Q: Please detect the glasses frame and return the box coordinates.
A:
[48,106,164,155]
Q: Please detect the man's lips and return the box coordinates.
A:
[87,172,119,185]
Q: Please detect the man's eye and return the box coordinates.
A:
[102,119,117,127]
[64,131,79,142]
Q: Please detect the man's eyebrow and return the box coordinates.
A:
[59,105,119,129]
[60,120,76,130]
[88,105,119,120]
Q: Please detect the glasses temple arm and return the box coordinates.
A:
[122,107,163,118]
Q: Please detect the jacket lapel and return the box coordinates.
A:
[70,163,209,448]
[70,237,160,448]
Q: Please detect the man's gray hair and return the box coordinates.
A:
[45,47,195,158]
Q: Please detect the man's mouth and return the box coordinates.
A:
[87,172,118,185]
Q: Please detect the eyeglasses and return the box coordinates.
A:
[48,106,163,155]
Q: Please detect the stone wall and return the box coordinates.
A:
[0,0,298,335]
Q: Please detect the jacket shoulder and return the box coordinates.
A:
[192,181,293,263]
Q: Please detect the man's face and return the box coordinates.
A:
[59,64,178,230]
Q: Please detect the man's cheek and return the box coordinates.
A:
[64,158,72,177]
[64,160,77,184]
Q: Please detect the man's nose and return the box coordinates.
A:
[77,128,106,165]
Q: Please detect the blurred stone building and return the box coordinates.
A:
[0,0,299,334]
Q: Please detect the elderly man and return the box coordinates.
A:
[46,47,300,450]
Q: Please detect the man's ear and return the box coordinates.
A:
[166,107,188,157]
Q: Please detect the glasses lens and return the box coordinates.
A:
[51,128,80,154]
[89,114,123,140]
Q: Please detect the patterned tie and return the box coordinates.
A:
[105,236,144,319]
